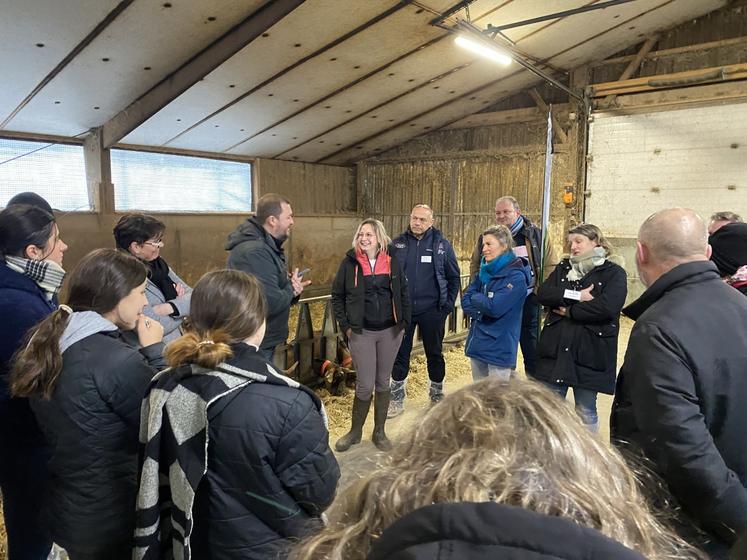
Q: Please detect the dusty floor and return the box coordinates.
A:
[0,319,633,559]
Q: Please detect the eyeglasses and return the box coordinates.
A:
[144,240,164,248]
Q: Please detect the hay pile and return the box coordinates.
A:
[322,343,474,442]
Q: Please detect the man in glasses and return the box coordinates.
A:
[389,204,460,417]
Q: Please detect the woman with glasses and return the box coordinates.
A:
[114,213,192,343]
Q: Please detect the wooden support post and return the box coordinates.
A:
[83,127,114,214]
[528,89,568,145]
[604,35,658,105]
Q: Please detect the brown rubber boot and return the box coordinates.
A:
[372,390,393,451]
[335,396,371,452]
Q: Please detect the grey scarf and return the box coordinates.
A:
[566,247,606,281]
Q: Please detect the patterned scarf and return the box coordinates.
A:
[509,215,525,238]
[4,255,66,300]
[566,247,606,281]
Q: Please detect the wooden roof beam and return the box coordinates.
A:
[604,35,658,104]
[528,88,568,144]
[101,0,305,148]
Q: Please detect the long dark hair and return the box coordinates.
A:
[0,204,56,259]
[11,249,147,399]
[166,270,266,369]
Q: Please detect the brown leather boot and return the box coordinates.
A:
[372,390,393,451]
[335,396,371,452]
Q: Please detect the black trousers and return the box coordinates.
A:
[520,292,540,376]
[391,309,447,383]
[0,401,52,560]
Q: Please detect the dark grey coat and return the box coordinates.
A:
[226,217,296,351]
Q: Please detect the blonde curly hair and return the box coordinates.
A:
[291,378,704,560]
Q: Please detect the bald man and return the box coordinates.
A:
[611,208,747,554]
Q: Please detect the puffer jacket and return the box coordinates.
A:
[462,257,530,368]
[534,259,627,394]
[368,502,645,560]
[331,248,411,336]
[189,344,340,559]
[225,217,296,351]
[30,329,164,558]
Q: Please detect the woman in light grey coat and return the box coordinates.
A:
[113,213,192,343]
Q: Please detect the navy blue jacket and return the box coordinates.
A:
[0,263,57,445]
[392,227,460,316]
[462,258,530,368]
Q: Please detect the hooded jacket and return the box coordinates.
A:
[611,260,747,546]
[30,323,165,557]
[368,502,645,560]
[462,256,530,368]
[226,217,296,351]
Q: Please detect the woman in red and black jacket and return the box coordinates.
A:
[331,218,410,452]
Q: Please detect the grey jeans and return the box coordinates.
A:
[470,358,512,382]
[348,326,405,400]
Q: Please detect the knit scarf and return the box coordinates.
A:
[479,251,515,285]
[509,215,525,238]
[566,247,606,281]
[4,255,66,300]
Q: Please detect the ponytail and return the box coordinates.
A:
[165,329,234,369]
[10,306,71,399]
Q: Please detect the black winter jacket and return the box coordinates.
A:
[331,249,411,336]
[225,217,297,351]
[535,259,627,394]
[190,344,340,559]
[368,502,645,560]
[30,331,164,557]
[611,261,747,546]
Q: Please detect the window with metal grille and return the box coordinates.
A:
[111,149,252,213]
[0,137,90,211]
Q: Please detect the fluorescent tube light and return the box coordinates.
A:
[455,35,512,66]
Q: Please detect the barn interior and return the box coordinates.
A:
[2,0,745,300]
[2,1,747,556]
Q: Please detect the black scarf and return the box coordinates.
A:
[147,257,177,301]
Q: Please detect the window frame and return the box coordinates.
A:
[0,132,94,213]
[110,144,257,216]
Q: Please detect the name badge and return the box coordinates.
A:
[487,291,494,298]
[514,245,529,258]
[421,255,432,263]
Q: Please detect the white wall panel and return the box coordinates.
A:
[585,102,747,237]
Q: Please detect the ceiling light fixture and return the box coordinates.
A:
[455,35,512,65]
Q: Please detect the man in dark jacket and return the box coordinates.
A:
[611,208,747,555]
[226,193,310,359]
[470,196,558,377]
[389,204,460,415]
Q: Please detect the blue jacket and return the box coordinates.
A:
[462,257,529,368]
[392,227,460,316]
[0,263,57,445]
